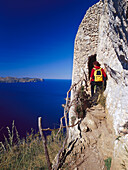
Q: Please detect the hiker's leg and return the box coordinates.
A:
[103,79,107,90]
[91,82,95,97]
[99,82,103,93]
[96,82,103,94]
[93,82,103,104]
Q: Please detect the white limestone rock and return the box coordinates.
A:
[69,0,128,169]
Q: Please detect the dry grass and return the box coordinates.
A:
[0,121,64,170]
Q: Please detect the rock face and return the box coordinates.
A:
[72,0,103,85]
[69,0,128,169]
[69,0,103,141]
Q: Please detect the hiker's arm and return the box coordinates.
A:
[104,67,107,73]
[90,77,92,83]
[90,69,94,83]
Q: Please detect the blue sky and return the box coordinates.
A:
[0,0,99,79]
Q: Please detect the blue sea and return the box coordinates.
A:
[0,79,71,141]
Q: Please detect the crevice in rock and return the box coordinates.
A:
[78,122,82,138]
[58,138,78,169]
[88,54,96,79]
[126,6,128,19]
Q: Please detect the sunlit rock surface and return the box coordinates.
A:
[69,0,128,169]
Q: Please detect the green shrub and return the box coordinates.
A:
[104,157,112,170]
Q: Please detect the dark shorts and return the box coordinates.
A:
[91,81,103,87]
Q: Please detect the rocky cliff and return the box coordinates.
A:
[68,0,128,169]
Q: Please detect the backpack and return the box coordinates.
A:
[94,68,103,82]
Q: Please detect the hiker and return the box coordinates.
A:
[90,61,106,97]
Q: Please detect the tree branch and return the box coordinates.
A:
[38,117,52,170]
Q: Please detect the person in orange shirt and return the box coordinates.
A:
[90,61,106,97]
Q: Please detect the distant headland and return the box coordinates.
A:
[0,77,43,83]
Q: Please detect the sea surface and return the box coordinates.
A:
[0,79,71,141]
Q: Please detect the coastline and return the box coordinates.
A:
[0,77,43,83]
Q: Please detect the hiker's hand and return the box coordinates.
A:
[90,78,92,85]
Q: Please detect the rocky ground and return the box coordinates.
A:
[61,104,114,170]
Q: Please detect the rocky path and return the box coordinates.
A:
[62,104,114,170]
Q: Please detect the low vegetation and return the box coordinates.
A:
[104,157,112,170]
[0,121,64,169]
